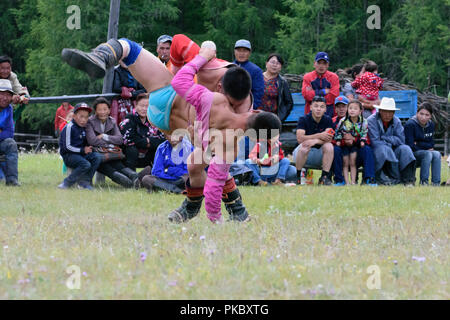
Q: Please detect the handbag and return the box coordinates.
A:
[94,145,125,163]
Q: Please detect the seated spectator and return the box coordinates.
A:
[138,134,192,193]
[0,79,19,186]
[334,100,371,185]
[331,97,377,186]
[0,55,30,105]
[119,93,165,171]
[58,103,102,190]
[302,52,339,117]
[367,98,416,185]
[292,96,335,185]
[246,134,296,186]
[111,63,146,125]
[259,53,294,122]
[404,102,441,186]
[54,100,74,137]
[86,97,139,188]
[351,60,383,114]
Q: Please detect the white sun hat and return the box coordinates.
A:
[374,97,400,111]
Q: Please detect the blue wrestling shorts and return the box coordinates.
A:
[147,84,177,131]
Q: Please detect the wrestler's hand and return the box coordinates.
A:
[198,47,216,61]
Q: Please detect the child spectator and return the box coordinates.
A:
[0,55,30,105]
[246,134,296,186]
[54,101,74,137]
[58,102,102,190]
[334,100,369,185]
[351,60,384,111]
[139,134,193,193]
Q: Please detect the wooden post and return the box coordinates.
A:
[97,0,120,185]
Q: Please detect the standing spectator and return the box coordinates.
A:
[404,103,441,186]
[111,64,146,126]
[0,55,30,105]
[156,35,173,70]
[0,79,19,186]
[233,39,264,109]
[54,100,74,137]
[58,103,102,190]
[351,60,383,116]
[292,96,335,185]
[260,53,294,122]
[86,97,139,188]
[367,98,416,185]
[119,93,165,171]
[302,52,340,117]
[246,134,296,186]
[139,134,193,193]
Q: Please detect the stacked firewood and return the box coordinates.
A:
[283,71,449,135]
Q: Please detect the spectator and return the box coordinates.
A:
[58,103,102,190]
[351,60,383,116]
[0,79,19,186]
[233,39,264,109]
[0,55,30,105]
[343,64,363,100]
[86,97,139,188]
[404,102,441,186]
[302,52,339,117]
[334,100,369,185]
[260,53,294,122]
[367,97,416,186]
[119,93,165,171]
[111,63,146,126]
[54,101,74,137]
[246,134,296,186]
[292,96,335,185]
[138,134,192,193]
[156,35,173,69]
[331,96,377,186]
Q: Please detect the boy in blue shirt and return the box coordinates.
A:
[58,103,102,190]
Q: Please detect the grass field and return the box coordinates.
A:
[0,153,449,299]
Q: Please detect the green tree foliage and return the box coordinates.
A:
[2,0,448,132]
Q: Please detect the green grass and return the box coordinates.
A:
[0,153,449,299]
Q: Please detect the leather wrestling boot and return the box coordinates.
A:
[222,178,250,222]
[168,179,204,223]
[61,38,123,78]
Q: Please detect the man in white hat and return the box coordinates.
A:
[0,79,19,186]
[367,97,416,185]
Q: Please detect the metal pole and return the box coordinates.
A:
[102,0,120,94]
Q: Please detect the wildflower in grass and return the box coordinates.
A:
[82,272,88,277]
[199,235,206,241]
[412,256,426,262]
[268,256,274,263]
[393,260,398,265]
[140,252,147,262]
[188,282,195,287]
[168,280,177,286]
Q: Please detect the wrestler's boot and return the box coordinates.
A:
[61,39,123,79]
[222,178,250,222]
[168,179,204,223]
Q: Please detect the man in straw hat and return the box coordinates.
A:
[0,79,20,186]
[367,97,416,185]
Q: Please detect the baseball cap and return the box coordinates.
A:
[73,102,92,114]
[234,39,251,50]
[335,95,349,105]
[315,52,329,62]
[157,35,173,45]
[0,79,14,94]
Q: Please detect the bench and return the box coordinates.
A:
[281,90,418,155]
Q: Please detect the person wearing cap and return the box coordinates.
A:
[367,97,416,186]
[233,39,264,110]
[0,55,30,105]
[0,79,19,186]
[302,52,340,117]
[54,101,74,137]
[156,35,173,68]
[292,96,335,185]
[58,102,102,190]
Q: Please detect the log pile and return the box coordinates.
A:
[282,70,449,136]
